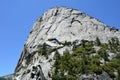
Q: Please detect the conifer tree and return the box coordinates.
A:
[96,37,101,46]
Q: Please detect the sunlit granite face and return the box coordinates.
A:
[14,7,120,80]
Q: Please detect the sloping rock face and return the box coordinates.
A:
[14,7,120,80]
[0,74,14,80]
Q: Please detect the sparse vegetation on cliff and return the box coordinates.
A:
[51,38,120,80]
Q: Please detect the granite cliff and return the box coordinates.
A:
[13,7,120,80]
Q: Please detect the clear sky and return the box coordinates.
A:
[0,0,120,76]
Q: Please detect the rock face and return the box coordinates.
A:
[14,7,120,80]
[0,74,14,80]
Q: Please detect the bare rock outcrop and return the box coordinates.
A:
[14,7,120,80]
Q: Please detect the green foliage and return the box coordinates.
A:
[116,67,120,80]
[48,46,63,53]
[111,54,120,79]
[108,59,119,68]
[101,43,109,50]
[38,17,43,22]
[53,49,79,79]
[91,55,100,66]
[37,43,47,56]
[54,50,60,60]
[64,41,72,46]
[35,38,120,79]
[37,43,63,59]
[89,64,102,74]
[81,39,86,47]
[98,48,109,61]
[102,63,115,78]
[101,53,120,78]
[72,40,95,57]
[52,74,61,80]
[52,41,103,79]
[41,43,47,56]
[26,54,31,65]
[96,37,101,46]
[64,74,77,80]
[108,37,120,52]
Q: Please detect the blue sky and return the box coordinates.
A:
[0,0,120,76]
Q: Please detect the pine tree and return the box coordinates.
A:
[54,50,60,60]
[116,67,120,80]
[96,37,101,46]
[42,43,47,55]
[81,39,86,47]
